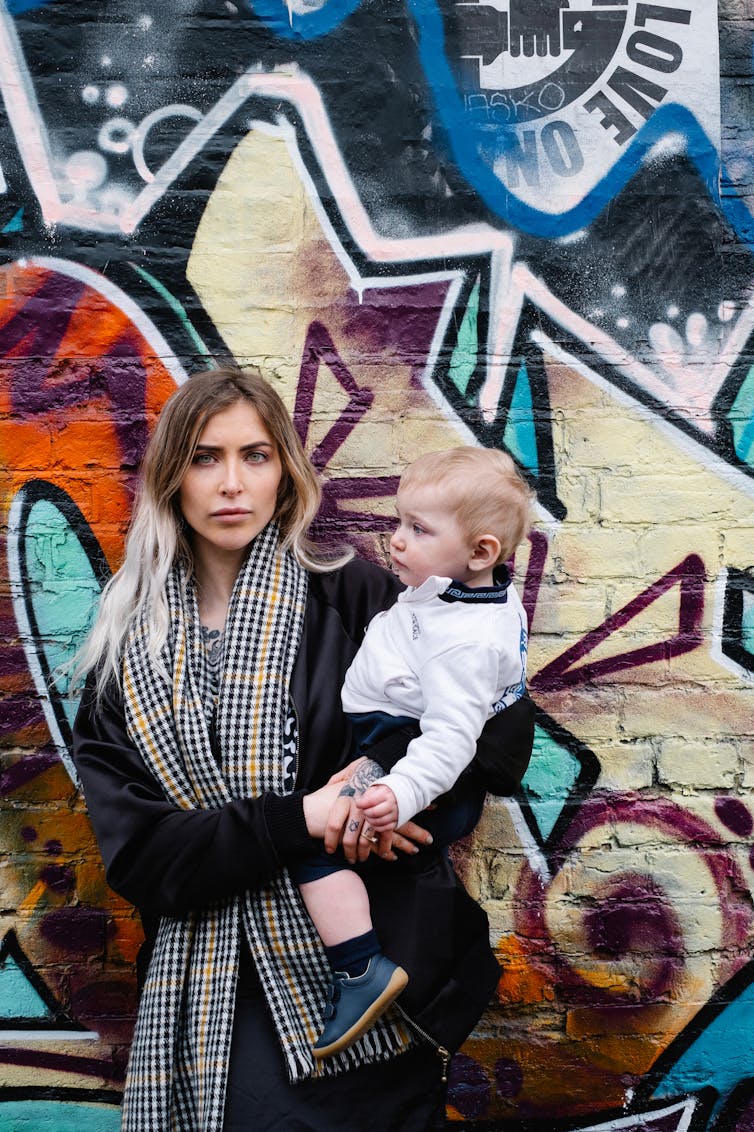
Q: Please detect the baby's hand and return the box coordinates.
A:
[356,784,399,831]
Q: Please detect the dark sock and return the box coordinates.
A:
[325,930,381,978]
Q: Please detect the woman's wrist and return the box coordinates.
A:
[264,790,318,858]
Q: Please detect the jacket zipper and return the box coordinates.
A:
[394,1002,451,1083]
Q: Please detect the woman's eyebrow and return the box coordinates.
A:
[194,440,273,452]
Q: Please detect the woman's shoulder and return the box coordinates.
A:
[308,555,403,634]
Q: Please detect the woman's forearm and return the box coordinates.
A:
[73,683,318,914]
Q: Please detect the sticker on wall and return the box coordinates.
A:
[410,0,720,218]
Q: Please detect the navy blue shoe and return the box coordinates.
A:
[312,956,408,1059]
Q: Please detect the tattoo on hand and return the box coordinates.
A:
[349,759,383,795]
[338,785,356,797]
[348,819,360,832]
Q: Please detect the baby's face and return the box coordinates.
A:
[388,484,476,588]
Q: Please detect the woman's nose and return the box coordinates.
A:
[221,461,242,494]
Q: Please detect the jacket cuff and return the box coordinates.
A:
[263,790,319,861]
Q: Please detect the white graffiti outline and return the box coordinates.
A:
[122,70,515,261]
[268,115,514,446]
[480,261,754,434]
[532,322,754,503]
[7,487,80,786]
[711,567,754,684]
[5,257,187,785]
[132,103,204,183]
[0,3,64,226]
[0,4,751,437]
[27,256,189,388]
[503,797,551,884]
[570,1095,697,1132]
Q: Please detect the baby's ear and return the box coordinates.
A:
[469,533,501,571]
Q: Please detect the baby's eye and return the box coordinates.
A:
[412,523,426,535]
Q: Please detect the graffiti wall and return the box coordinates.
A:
[0,0,752,1127]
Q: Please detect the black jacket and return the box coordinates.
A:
[73,557,534,1053]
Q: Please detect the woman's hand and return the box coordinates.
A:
[376,819,433,863]
[326,756,367,786]
[302,780,348,840]
[322,759,432,863]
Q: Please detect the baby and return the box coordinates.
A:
[295,446,533,1058]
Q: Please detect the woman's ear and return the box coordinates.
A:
[468,534,502,573]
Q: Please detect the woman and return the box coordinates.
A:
[73,366,533,1131]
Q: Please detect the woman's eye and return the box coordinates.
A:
[245,451,267,463]
[193,451,215,466]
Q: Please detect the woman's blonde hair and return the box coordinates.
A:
[77,366,351,695]
[400,446,534,563]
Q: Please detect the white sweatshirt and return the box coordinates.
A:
[341,573,528,827]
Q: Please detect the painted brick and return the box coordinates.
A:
[0,3,752,1128]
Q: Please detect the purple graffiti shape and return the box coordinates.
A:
[0,271,148,471]
[519,528,548,630]
[448,1052,491,1120]
[0,1046,125,1082]
[0,747,59,797]
[294,321,374,471]
[515,792,752,1007]
[316,473,402,536]
[584,873,684,999]
[0,273,85,412]
[494,1057,524,1099]
[40,907,109,955]
[291,321,401,549]
[39,864,75,895]
[96,330,149,470]
[530,555,705,691]
[715,797,754,838]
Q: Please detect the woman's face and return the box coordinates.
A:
[178,400,284,567]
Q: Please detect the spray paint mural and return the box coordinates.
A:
[0,0,753,1127]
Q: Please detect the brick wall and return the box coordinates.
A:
[1,2,753,1128]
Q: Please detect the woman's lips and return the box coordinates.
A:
[212,508,252,521]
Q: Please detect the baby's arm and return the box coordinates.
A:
[372,643,501,829]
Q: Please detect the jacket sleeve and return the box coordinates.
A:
[72,676,319,915]
[365,694,535,798]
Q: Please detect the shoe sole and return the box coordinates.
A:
[312,966,409,1059]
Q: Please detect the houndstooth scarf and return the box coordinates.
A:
[119,522,409,1131]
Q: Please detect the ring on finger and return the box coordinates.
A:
[360,827,379,844]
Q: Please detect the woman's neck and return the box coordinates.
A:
[192,544,246,631]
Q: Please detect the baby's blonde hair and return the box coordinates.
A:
[400,446,534,562]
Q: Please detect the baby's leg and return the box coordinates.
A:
[299,869,372,947]
[295,862,407,1058]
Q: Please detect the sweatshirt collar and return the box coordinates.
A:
[398,565,511,605]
